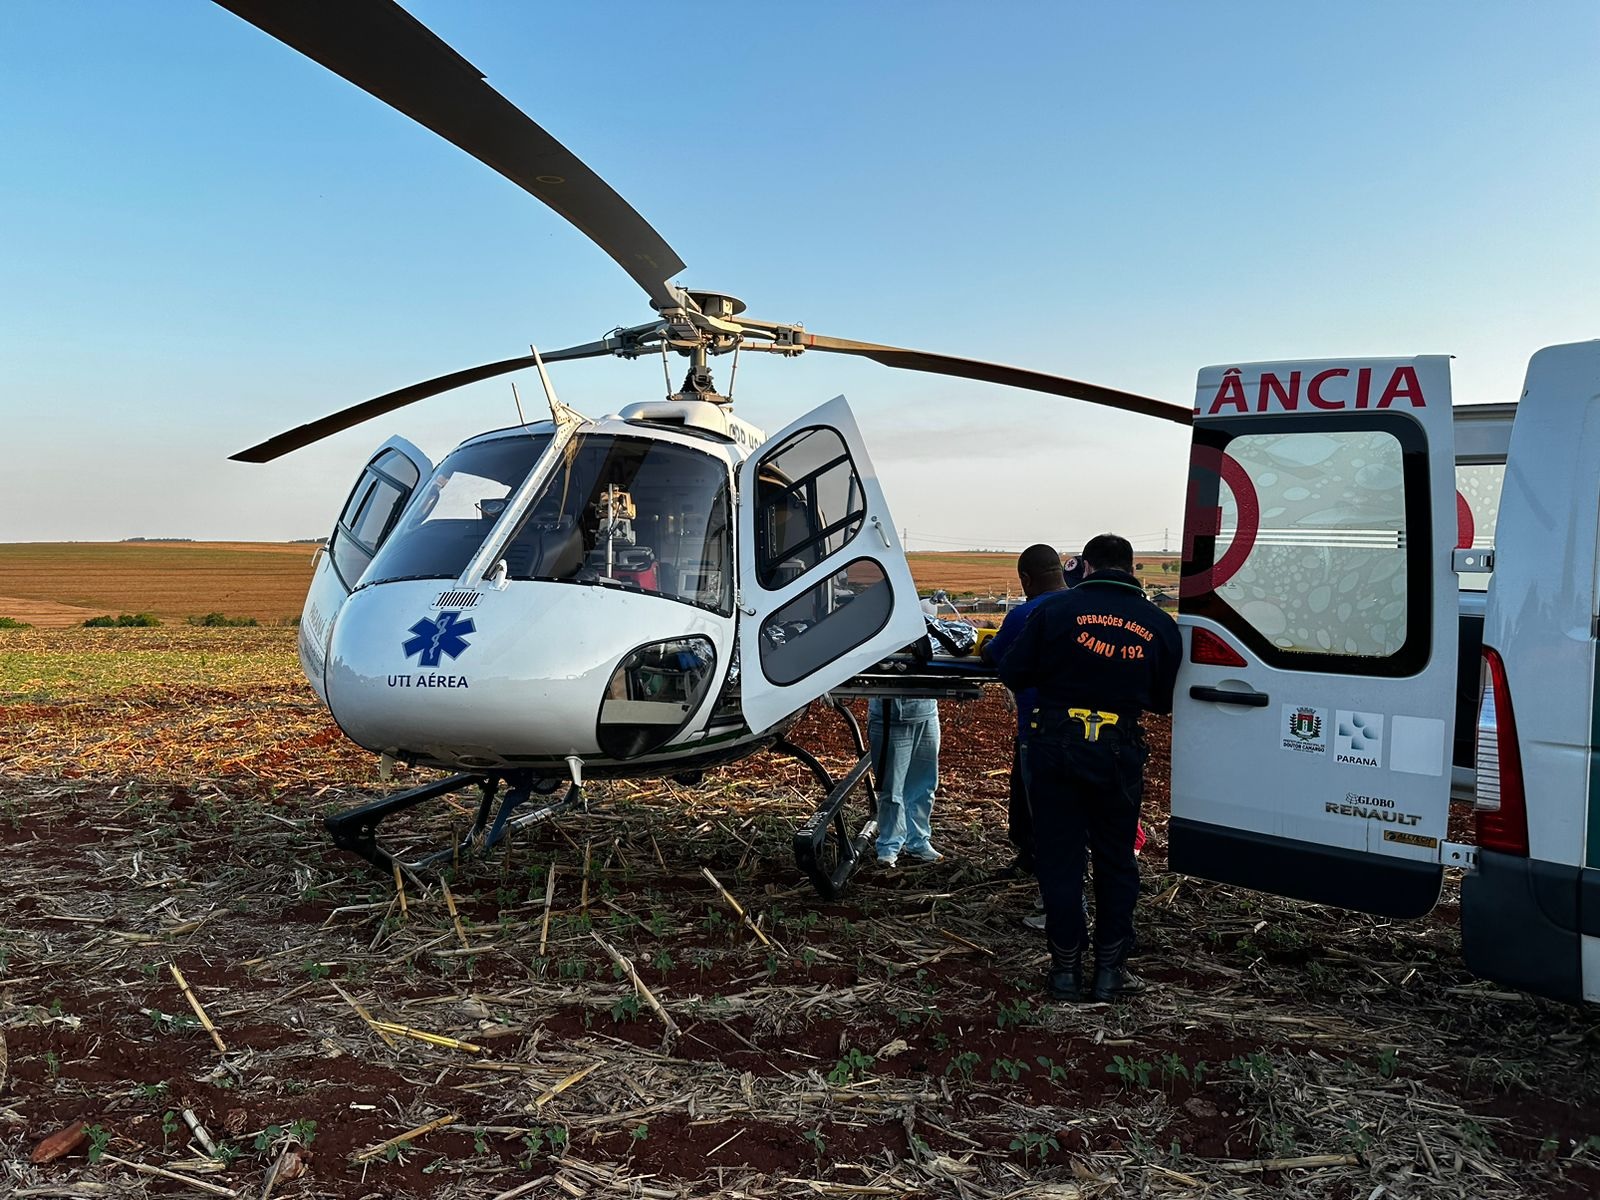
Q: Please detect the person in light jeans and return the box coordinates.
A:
[868,696,941,867]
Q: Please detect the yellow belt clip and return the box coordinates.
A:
[1067,708,1120,741]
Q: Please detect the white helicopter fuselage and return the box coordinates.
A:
[326,573,740,773]
[297,396,924,780]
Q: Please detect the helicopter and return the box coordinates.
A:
[211,1,1192,893]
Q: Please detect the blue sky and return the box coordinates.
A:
[2,1,1595,549]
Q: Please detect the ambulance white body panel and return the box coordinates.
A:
[1171,340,1600,1005]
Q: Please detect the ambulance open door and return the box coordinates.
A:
[1169,357,1458,918]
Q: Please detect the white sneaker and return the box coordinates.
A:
[877,853,899,868]
[1022,912,1047,932]
[904,846,943,863]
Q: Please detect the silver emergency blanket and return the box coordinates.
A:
[925,615,979,657]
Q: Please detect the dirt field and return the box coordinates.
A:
[4,625,1600,1199]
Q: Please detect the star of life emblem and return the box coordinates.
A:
[403,610,476,668]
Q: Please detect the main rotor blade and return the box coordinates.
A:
[213,0,685,309]
[230,339,621,463]
[801,332,1192,425]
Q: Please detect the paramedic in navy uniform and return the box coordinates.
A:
[997,534,1180,1003]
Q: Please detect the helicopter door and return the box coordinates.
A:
[735,395,925,735]
[1169,357,1459,918]
[299,436,432,699]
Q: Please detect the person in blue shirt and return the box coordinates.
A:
[981,543,1074,879]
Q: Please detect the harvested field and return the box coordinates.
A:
[0,543,319,626]
[0,544,1179,629]
[4,627,1600,1199]
[906,552,1178,598]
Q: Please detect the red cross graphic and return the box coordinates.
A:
[1179,447,1260,599]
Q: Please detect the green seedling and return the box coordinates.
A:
[1106,1055,1155,1089]
[944,1051,981,1082]
[1010,1131,1058,1167]
[995,998,1034,1029]
[990,1057,1029,1083]
[826,1047,875,1086]
[85,1125,111,1164]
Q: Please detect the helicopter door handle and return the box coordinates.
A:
[1189,685,1269,707]
[872,517,891,549]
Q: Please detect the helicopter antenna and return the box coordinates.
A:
[510,380,528,427]
[529,344,582,430]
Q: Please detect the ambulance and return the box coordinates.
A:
[1171,340,1600,1004]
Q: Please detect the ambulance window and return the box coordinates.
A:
[759,559,892,686]
[754,427,866,588]
[1455,462,1504,594]
[1184,415,1429,676]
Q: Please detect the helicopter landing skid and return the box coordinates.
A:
[325,772,581,875]
[781,699,884,900]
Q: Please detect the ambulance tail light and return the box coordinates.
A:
[1474,645,1528,856]
[1191,628,1247,667]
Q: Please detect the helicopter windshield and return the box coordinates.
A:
[495,434,732,614]
[364,434,553,586]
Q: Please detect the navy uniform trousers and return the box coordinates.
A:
[1022,705,1147,965]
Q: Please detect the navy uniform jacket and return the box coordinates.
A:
[996,569,1182,717]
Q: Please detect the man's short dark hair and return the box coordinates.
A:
[1082,533,1134,573]
[1016,543,1062,578]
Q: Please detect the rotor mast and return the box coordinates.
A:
[656,289,750,405]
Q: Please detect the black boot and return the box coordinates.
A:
[1090,939,1146,1002]
[1046,944,1084,1002]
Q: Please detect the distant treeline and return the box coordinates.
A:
[121,537,194,543]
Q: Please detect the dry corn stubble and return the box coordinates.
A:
[1,625,1598,1198]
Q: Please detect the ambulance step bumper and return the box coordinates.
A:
[1461,849,1581,1004]
[1169,818,1443,919]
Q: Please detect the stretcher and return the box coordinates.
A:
[783,647,1002,897]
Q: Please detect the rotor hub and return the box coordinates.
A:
[683,290,746,320]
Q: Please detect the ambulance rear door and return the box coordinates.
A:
[1170,357,1459,917]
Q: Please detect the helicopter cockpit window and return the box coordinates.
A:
[363,435,553,586]
[329,449,427,588]
[753,427,866,589]
[494,435,733,614]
